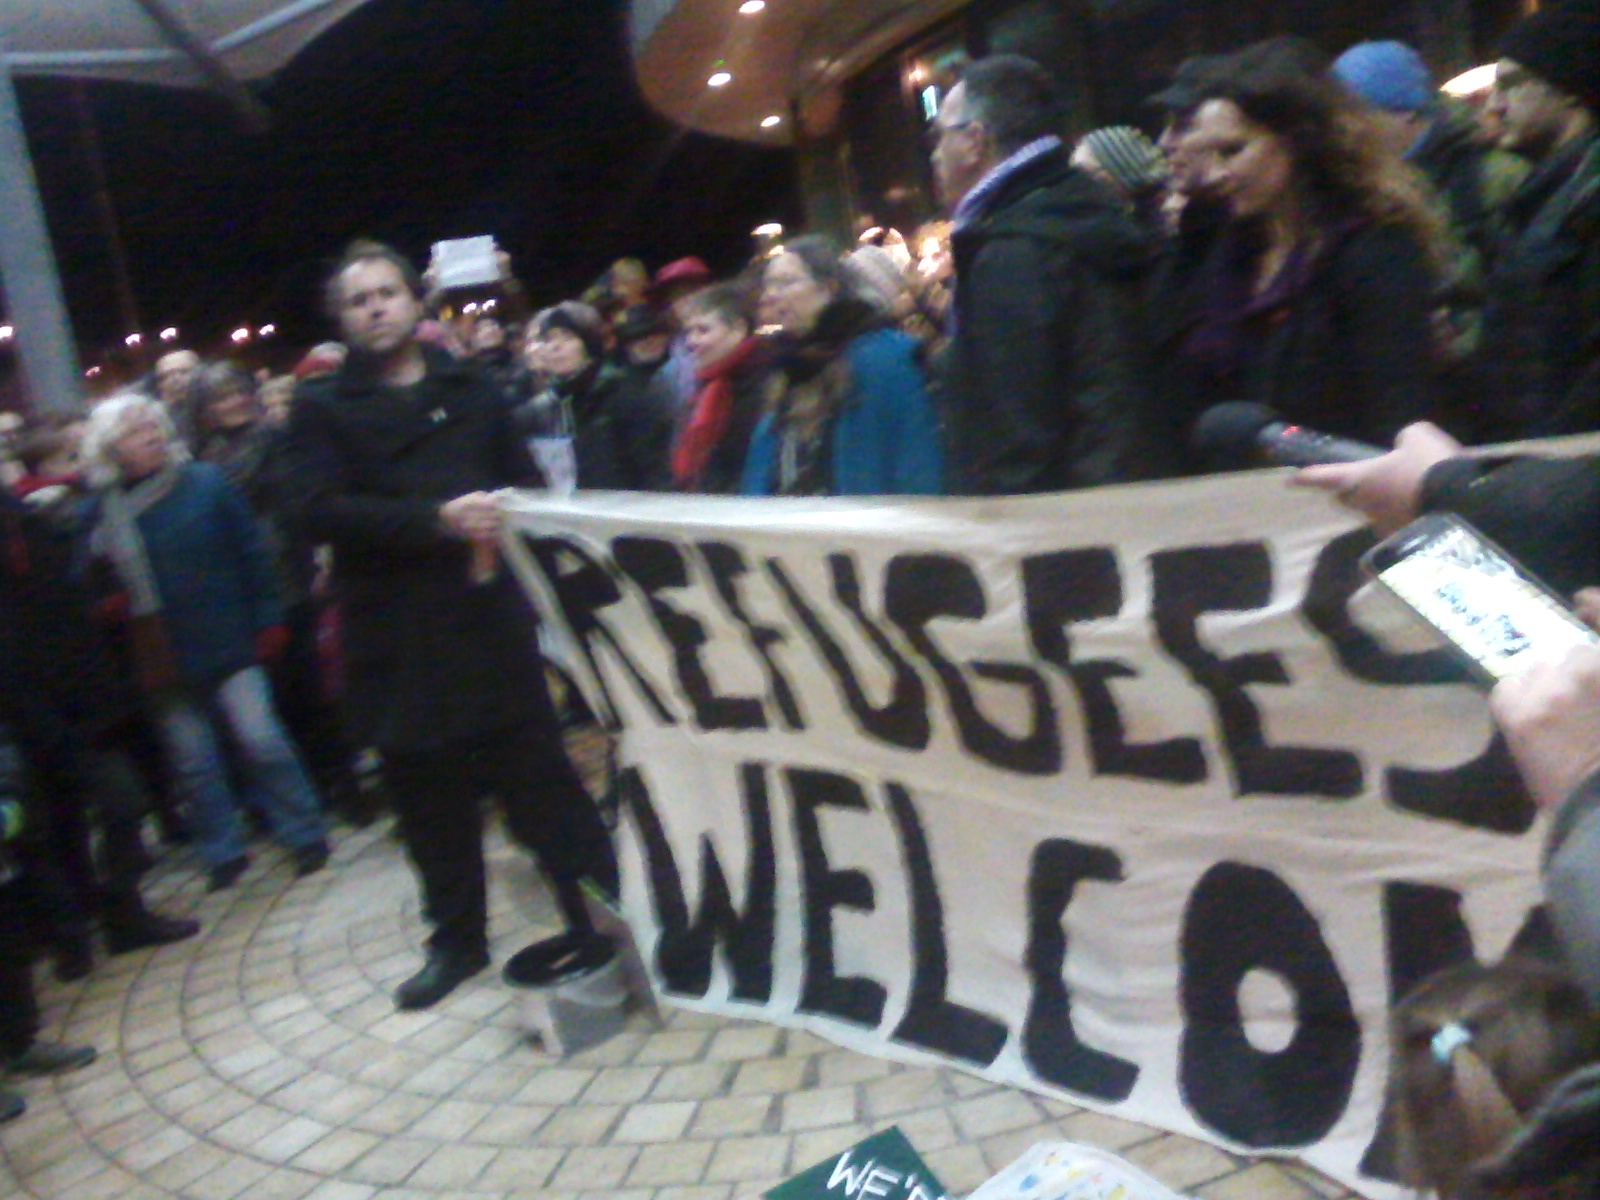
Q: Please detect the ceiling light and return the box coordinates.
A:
[753,222,784,237]
[259,324,277,337]
[761,114,782,128]
[158,327,178,341]
[739,0,766,12]
[708,71,732,87]
[0,325,12,341]
[124,333,142,347]
[231,327,251,343]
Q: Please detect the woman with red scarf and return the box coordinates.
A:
[672,282,769,494]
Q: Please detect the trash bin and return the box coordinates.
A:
[503,932,626,1057]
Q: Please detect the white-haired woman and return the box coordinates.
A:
[82,395,327,891]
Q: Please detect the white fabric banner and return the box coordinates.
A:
[501,471,1547,1200]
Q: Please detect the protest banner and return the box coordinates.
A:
[501,470,1548,1200]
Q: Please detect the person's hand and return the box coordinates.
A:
[1490,645,1600,812]
[1293,422,1463,537]
[1572,589,1600,634]
[255,624,290,665]
[439,492,504,544]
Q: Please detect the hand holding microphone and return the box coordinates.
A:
[1293,420,1463,537]
[1191,401,1387,468]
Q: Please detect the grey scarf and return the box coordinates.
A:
[91,464,182,616]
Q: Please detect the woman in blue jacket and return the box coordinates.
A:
[741,235,944,497]
[82,395,327,891]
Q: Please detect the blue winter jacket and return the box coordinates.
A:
[96,462,282,688]
[740,328,944,497]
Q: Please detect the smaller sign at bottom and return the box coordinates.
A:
[766,1127,948,1200]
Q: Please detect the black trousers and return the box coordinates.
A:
[0,881,40,1058]
[14,739,152,932]
[270,600,356,806]
[384,720,615,959]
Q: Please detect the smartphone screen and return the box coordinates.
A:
[1369,516,1600,681]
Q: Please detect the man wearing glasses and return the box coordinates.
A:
[928,55,1171,495]
[1466,0,1599,444]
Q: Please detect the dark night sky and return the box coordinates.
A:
[15,0,801,361]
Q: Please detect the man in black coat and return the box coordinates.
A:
[282,241,616,1010]
[1467,0,1600,442]
[931,54,1171,494]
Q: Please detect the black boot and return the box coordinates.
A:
[104,894,200,955]
[207,853,250,892]
[555,877,597,937]
[3,1041,96,1075]
[53,934,94,983]
[394,947,491,1011]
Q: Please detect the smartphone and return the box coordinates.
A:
[1362,512,1600,684]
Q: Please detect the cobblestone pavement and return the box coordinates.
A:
[0,739,1361,1200]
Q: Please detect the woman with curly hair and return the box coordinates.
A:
[1158,38,1453,461]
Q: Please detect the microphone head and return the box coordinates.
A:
[1191,402,1281,463]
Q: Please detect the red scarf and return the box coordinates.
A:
[673,337,761,490]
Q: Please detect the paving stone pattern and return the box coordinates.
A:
[0,733,1360,1200]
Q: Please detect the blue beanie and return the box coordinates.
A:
[1333,41,1433,113]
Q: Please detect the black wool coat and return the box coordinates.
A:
[280,349,552,754]
[1155,217,1438,454]
[940,147,1173,494]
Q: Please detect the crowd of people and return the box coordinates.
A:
[0,0,1598,1192]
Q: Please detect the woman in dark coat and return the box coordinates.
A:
[192,364,362,821]
[516,302,673,492]
[1154,39,1450,463]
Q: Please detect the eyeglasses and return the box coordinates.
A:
[923,119,974,151]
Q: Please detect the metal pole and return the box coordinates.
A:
[132,0,272,132]
[0,45,84,415]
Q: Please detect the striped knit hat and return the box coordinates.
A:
[1079,126,1168,194]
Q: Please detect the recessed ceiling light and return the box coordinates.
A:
[761,114,782,128]
[708,71,732,87]
[739,1,766,13]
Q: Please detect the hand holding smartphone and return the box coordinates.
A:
[1362,513,1600,685]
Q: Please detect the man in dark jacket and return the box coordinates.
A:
[0,490,198,973]
[931,54,1169,494]
[1334,41,1527,269]
[1468,0,1600,442]
[0,720,96,1124]
[282,241,617,1010]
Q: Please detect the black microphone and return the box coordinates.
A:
[1192,402,1385,468]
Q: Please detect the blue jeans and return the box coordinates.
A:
[157,667,326,867]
